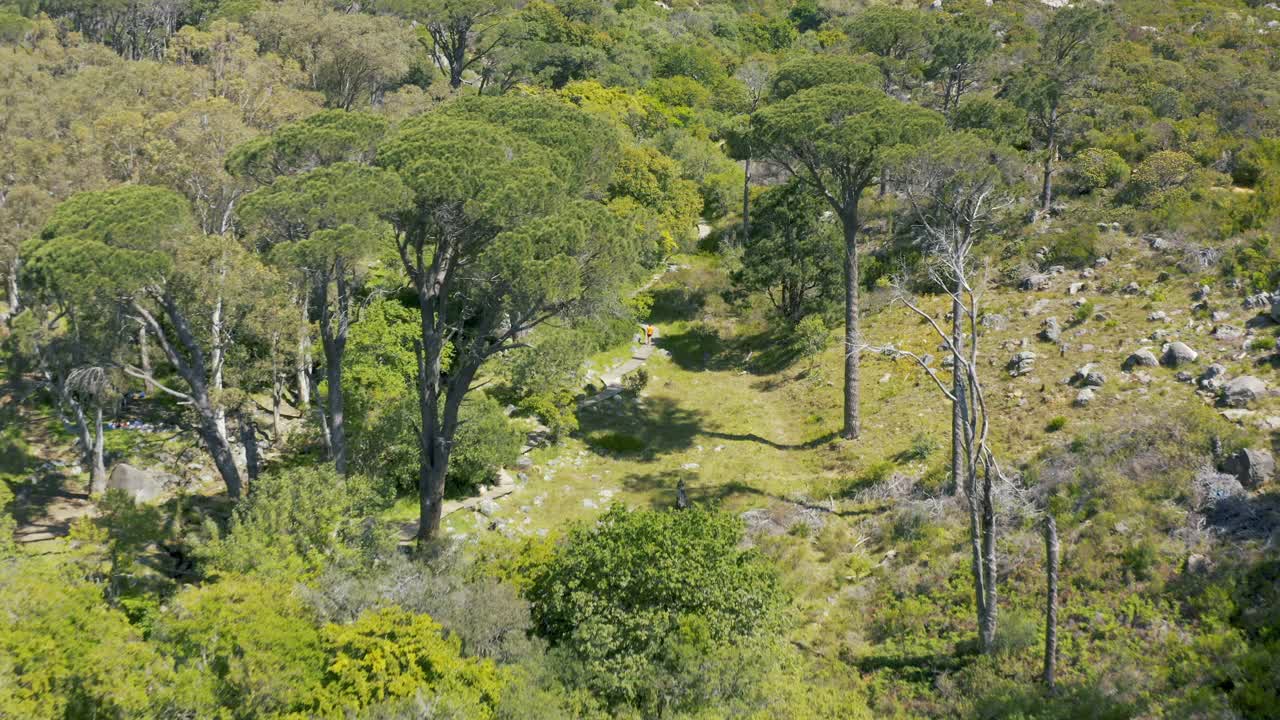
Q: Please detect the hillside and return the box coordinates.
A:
[3,0,1280,718]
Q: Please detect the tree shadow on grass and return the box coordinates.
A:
[621,470,878,519]
[577,395,707,461]
[647,285,708,325]
[657,323,810,377]
[701,429,840,452]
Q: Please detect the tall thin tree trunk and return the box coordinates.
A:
[979,460,999,651]
[840,213,861,440]
[951,295,964,496]
[741,156,751,243]
[5,257,18,317]
[91,405,106,493]
[240,414,260,486]
[1040,123,1057,215]
[1043,514,1059,690]
[210,291,227,441]
[296,286,311,407]
[138,323,153,392]
[317,272,349,474]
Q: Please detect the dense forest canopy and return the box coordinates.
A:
[2,0,1280,718]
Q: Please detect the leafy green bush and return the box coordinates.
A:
[154,576,326,717]
[449,394,524,496]
[308,607,503,719]
[1126,150,1199,204]
[1074,301,1096,325]
[527,506,786,710]
[621,366,649,393]
[197,467,394,579]
[0,558,171,719]
[1046,226,1100,268]
[793,314,830,367]
[1046,416,1068,433]
[902,432,938,461]
[1221,233,1280,293]
[1067,147,1130,193]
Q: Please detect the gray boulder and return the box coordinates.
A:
[1212,325,1244,341]
[980,313,1008,330]
[1161,342,1198,367]
[1039,317,1062,343]
[106,463,181,504]
[1074,387,1095,407]
[1071,363,1105,387]
[1221,449,1275,490]
[1020,273,1051,291]
[1008,351,1037,377]
[1197,364,1227,391]
[1271,295,1280,323]
[477,498,501,517]
[1243,292,1272,310]
[1222,375,1268,408]
[1122,349,1159,371]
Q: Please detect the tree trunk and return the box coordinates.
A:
[978,459,998,651]
[951,295,964,496]
[210,291,227,442]
[91,405,107,493]
[1040,123,1057,215]
[296,287,311,407]
[1043,514,1059,690]
[5,257,19,317]
[449,39,467,89]
[741,156,751,243]
[317,272,349,475]
[240,413,260,486]
[138,323,153,392]
[198,415,242,499]
[840,212,861,440]
[324,352,346,473]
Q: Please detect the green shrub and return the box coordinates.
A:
[197,467,394,579]
[793,314,830,366]
[154,576,326,717]
[308,607,503,719]
[449,394,524,495]
[1251,335,1277,352]
[1126,150,1200,205]
[1046,416,1068,433]
[1067,147,1130,192]
[902,432,938,462]
[1074,301,1096,325]
[0,558,172,719]
[621,366,649,393]
[527,506,786,710]
[1046,226,1100,268]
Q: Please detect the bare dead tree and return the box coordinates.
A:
[1043,513,1060,690]
[867,135,1021,653]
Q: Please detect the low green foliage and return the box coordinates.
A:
[197,467,394,579]
[307,607,503,720]
[449,395,524,496]
[1066,147,1130,193]
[620,366,649,393]
[528,506,787,711]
